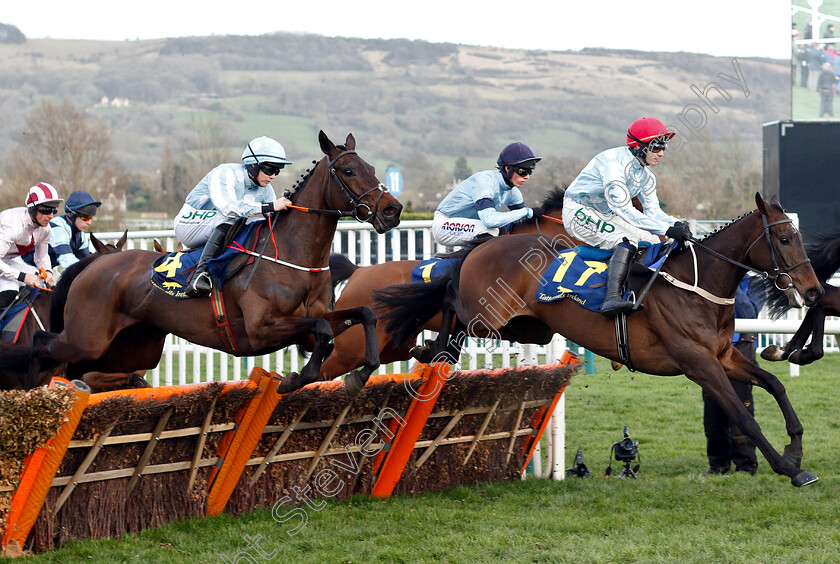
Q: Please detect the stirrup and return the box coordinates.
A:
[185,271,212,297]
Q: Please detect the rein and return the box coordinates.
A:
[687,215,810,291]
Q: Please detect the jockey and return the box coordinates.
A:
[0,183,62,305]
[174,136,294,297]
[432,142,543,246]
[562,117,692,316]
[46,190,102,269]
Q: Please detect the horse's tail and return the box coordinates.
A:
[374,242,479,348]
[330,253,358,288]
[50,254,100,332]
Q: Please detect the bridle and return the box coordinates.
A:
[287,149,389,227]
[688,213,811,291]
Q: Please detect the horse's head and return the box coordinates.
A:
[318,130,402,233]
[750,193,823,307]
[90,230,128,254]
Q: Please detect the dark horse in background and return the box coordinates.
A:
[0,231,147,391]
[761,226,840,365]
[0,131,402,394]
[375,194,824,486]
[323,186,583,394]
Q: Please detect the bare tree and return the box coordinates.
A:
[1,99,125,226]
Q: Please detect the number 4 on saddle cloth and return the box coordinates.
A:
[152,221,262,299]
[536,242,669,312]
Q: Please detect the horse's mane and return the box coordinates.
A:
[287,143,352,197]
[50,254,101,332]
[510,186,565,228]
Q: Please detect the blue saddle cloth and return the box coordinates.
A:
[151,222,260,299]
[0,288,41,332]
[536,242,665,312]
[411,257,461,284]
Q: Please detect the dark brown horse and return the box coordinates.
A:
[0,131,402,393]
[761,226,840,365]
[322,187,583,393]
[0,231,141,391]
[376,194,825,486]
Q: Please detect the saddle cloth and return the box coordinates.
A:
[0,287,44,343]
[536,242,667,312]
[151,222,261,299]
[410,257,462,284]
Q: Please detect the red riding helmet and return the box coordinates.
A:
[626,118,675,147]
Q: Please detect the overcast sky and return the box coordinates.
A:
[3,0,794,59]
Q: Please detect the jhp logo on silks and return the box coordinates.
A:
[179,209,219,222]
[573,208,615,234]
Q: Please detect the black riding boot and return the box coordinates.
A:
[184,224,230,297]
[600,244,635,316]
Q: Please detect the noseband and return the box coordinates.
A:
[691,213,811,291]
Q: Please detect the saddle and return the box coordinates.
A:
[151,219,263,299]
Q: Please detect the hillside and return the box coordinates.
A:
[0,33,790,215]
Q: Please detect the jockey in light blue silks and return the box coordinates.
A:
[47,190,102,269]
[174,136,293,297]
[432,142,544,247]
[562,117,693,316]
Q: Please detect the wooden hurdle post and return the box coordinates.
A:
[207,368,284,516]
[371,362,450,498]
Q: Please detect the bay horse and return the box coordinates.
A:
[375,194,824,486]
[0,131,402,393]
[322,186,583,394]
[761,226,840,365]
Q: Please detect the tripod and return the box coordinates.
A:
[616,458,638,479]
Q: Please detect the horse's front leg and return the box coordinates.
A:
[320,307,379,397]
[761,306,817,362]
[717,350,817,486]
[789,306,826,365]
[270,317,334,394]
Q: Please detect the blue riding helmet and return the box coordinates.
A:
[497,142,542,169]
[64,191,102,217]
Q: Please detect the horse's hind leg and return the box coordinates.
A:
[411,280,460,364]
[321,307,379,397]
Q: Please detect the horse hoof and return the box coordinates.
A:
[129,373,151,388]
[344,370,366,397]
[409,346,430,363]
[276,372,300,394]
[610,361,623,371]
[760,345,785,362]
[791,470,819,487]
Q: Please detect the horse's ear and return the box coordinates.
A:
[755,192,768,215]
[90,233,107,254]
[769,194,785,212]
[319,130,337,156]
[153,240,164,253]
[117,230,128,250]
[344,133,356,151]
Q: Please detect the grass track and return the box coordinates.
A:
[10,354,840,563]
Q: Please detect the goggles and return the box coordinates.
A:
[35,205,58,215]
[259,162,285,176]
[514,166,534,177]
[647,138,669,153]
